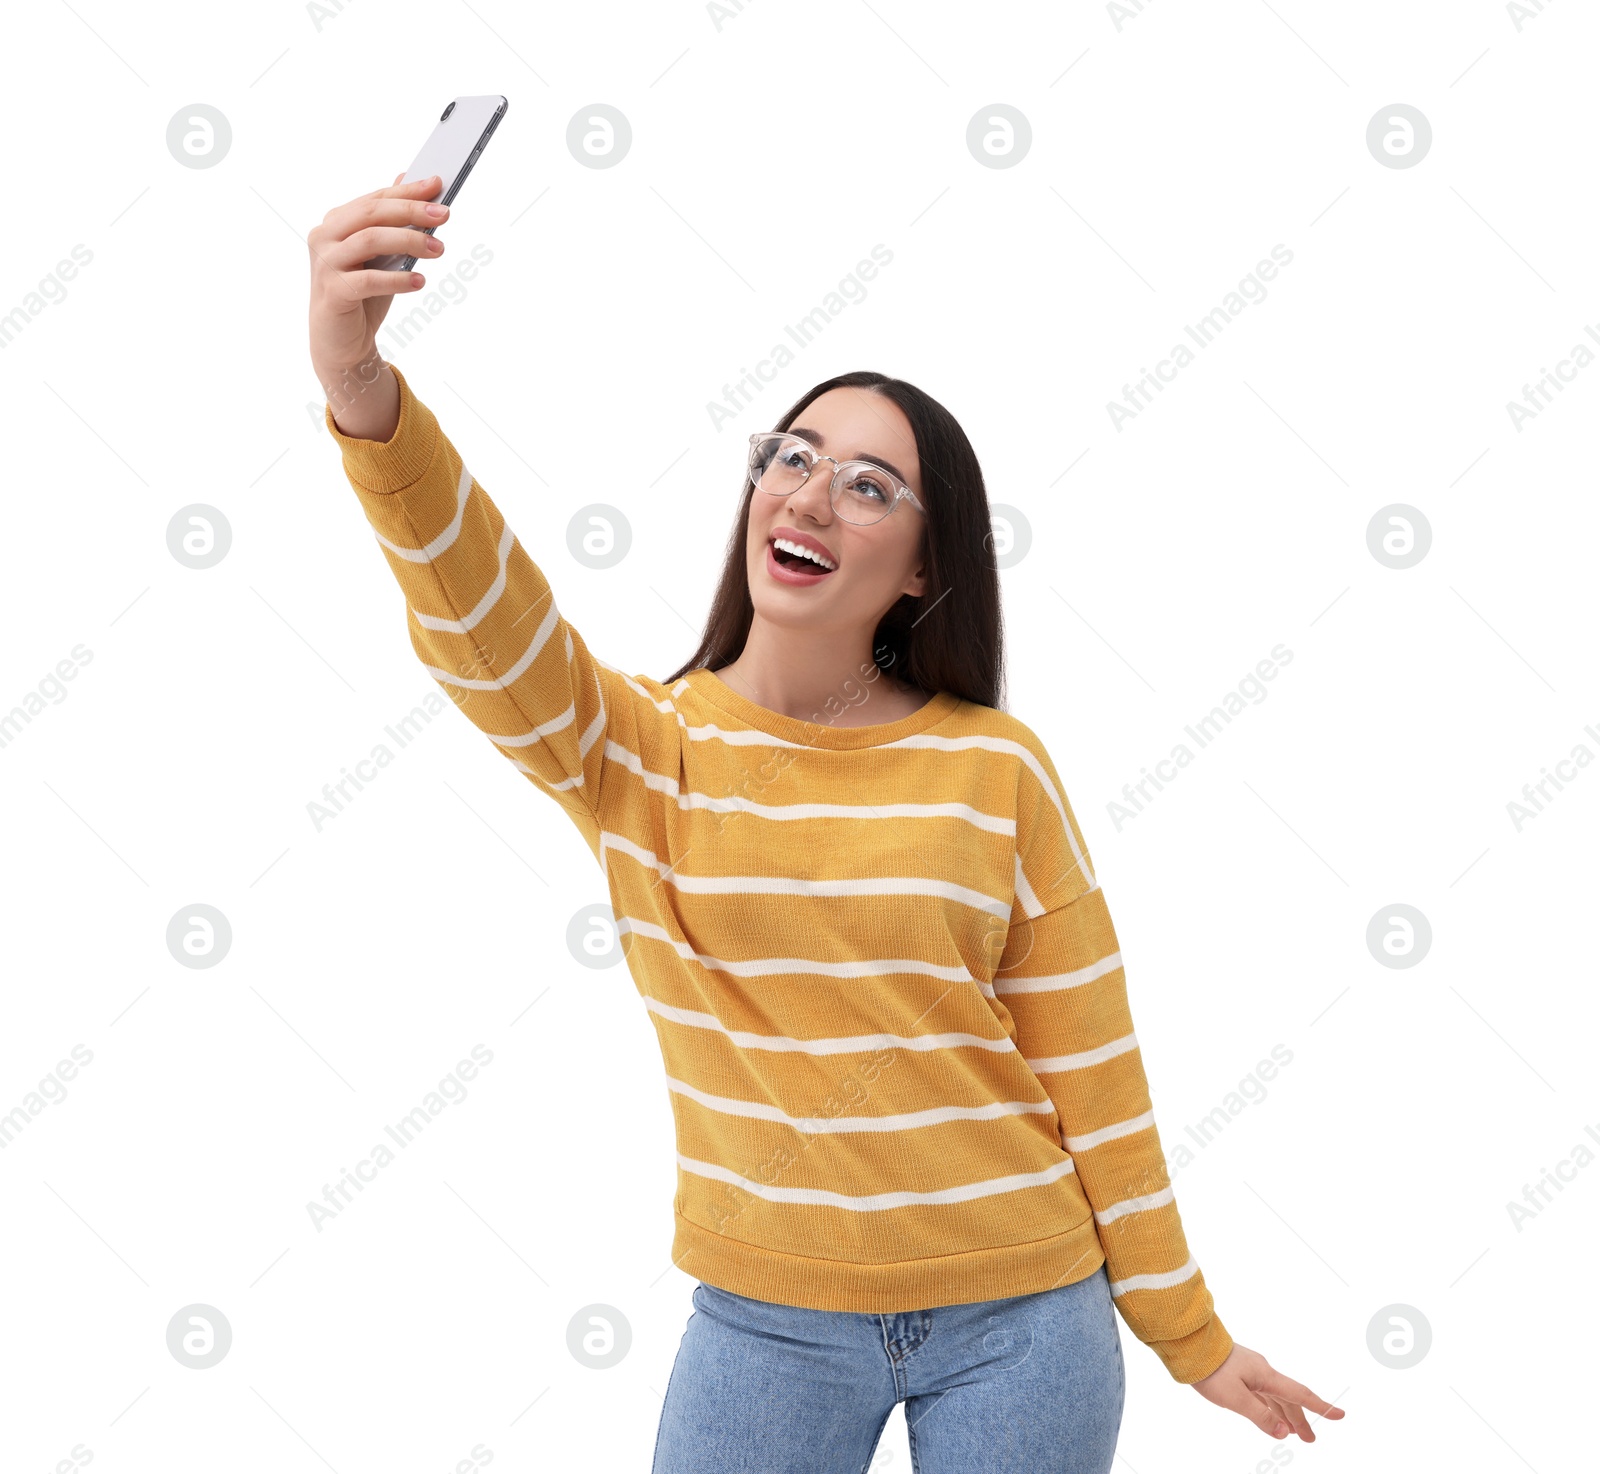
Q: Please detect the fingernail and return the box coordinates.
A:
[425,203,448,218]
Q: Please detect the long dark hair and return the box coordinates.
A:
[663,370,1005,710]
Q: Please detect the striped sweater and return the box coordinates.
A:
[326,361,1234,1383]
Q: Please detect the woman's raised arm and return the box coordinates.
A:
[308,177,642,846]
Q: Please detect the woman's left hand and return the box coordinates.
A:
[1190,1343,1346,1441]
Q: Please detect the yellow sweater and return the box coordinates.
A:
[327,361,1234,1384]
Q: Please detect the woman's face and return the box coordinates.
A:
[743,387,928,647]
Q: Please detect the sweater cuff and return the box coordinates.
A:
[323,359,439,495]
[1152,1314,1235,1384]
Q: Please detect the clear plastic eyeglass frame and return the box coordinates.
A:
[747,431,927,526]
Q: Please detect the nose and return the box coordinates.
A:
[786,456,837,523]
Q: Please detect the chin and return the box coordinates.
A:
[747,551,840,626]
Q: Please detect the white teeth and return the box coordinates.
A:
[773,536,837,571]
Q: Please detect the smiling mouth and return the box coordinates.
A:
[769,536,837,575]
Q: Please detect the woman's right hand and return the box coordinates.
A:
[308,173,447,440]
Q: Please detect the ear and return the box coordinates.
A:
[900,559,927,599]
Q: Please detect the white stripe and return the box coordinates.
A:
[664,1074,1058,1133]
[1014,852,1045,918]
[370,459,475,562]
[676,1152,1078,1212]
[490,698,577,749]
[1109,1256,1199,1297]
[993,951,1123,996]
[601,832,1011,918]
[532,768,584,793]
[424,592,562,693]
[1094,1185,1174,1226]
[603,740,681,797]
[408,520,523,633]
[598,658,683,716]
[672,793,1014,832]
[368,467,572,706]
[483,666,606,795]
[1026,1032,1139,1075]
[889,732,1096,892]
[672,680,1091,902]
[1064,1108,1156,1153]
[620,916,988,987]
[598,743,1015,833]
[681,719,809,749]
[367,464,584,759]
[642,995,1017,1054]
[368,469,609,795]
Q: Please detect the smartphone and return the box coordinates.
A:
[365,95,508,272]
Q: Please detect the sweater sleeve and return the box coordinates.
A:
[324,359,630,849]
[994,745,1235,1385]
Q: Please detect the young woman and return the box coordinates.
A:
[310,175,1345,1474]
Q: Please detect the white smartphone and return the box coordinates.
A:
[365,95,508,272]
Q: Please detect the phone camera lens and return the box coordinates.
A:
[440,101,455,121]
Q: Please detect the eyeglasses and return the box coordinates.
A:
[747,432,927,527]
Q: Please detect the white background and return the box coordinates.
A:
[2,1,1594,1470]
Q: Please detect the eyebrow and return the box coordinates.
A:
[787,426,912,491]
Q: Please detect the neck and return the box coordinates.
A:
[716,618,912,723]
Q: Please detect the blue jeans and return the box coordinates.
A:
[652,1265,1126,1474]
